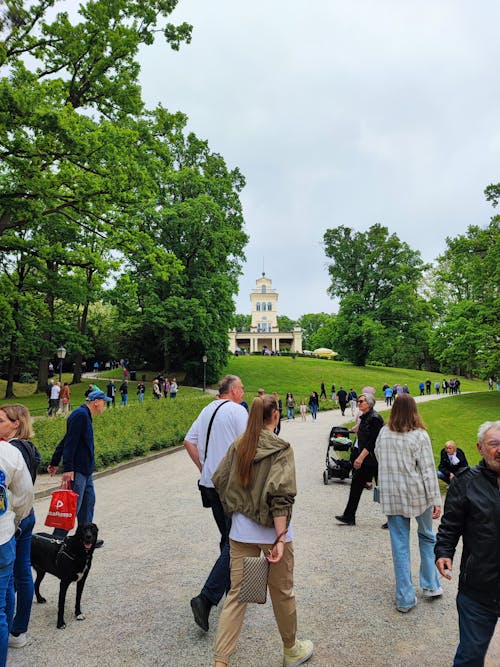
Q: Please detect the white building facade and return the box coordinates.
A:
[229,274,303,354]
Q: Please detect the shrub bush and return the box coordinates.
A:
[32,391,212,474]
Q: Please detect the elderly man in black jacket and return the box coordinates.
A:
[435,421,500,667]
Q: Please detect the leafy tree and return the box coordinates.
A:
[430,218,499,378]
[323,224,426,366]
[277,315,296,332]
[297,313,334,350]
[231,314,251,330]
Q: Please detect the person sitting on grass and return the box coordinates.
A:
[437,441,468,485]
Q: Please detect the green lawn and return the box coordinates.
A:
[223,355,486,403]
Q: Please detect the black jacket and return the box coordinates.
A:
[438,447,468,478]
[357,409,384,468]
[435,460,500,611]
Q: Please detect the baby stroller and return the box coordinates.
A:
[323,426,353,484]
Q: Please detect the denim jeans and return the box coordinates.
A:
[200,488,231,606]
[8,511,36,635]
[0,536,16,667]
[387,507,441,609]
[287,407,294,420]
[53,472,95,538]
[121,393,128,405]
[454,592,499,666]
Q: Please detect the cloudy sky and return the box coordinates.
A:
[139,0,499,319]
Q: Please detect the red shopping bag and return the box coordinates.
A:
[44,488,78,531]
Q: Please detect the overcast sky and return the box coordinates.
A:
[138,0,499,319]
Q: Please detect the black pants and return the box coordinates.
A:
[343,465,377,522]
[200,487,231,605]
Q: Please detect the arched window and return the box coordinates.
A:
[267,302,272,311]
[261,285,267,293]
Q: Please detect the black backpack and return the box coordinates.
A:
[10,438,42,483]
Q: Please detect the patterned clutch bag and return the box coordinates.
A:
[238,530,287,605]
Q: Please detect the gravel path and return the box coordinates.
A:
[9,396,499,667]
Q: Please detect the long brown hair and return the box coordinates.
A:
[387,394,426,433]
[236,394,278,488]
[0,404,34,440]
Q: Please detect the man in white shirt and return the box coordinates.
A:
[48,381,61,416]
[184,375,248,632]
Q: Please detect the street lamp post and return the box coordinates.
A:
[57,346,67,383]
[202,355,208,392]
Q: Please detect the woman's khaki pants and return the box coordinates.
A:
[214,539,296,665]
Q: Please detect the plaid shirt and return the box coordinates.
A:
[375,426,441,517]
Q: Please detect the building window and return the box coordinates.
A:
[267,302,272,311]
[261,285,267,293]
[256,303,260,311]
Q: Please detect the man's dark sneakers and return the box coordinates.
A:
[381,522,389,529]
[190,594,211,631]
[335,515,355,526]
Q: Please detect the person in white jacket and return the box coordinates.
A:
[0,432,34,667]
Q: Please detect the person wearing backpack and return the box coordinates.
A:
[0,405,34,662]
[0,404,40,650]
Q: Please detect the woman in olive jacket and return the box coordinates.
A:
[212,394,313,667]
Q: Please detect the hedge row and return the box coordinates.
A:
[32,391,213,472]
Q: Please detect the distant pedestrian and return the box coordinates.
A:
[152,380,162,400]
[119,379,129,406]
[308,391,319,421]
[59,382,71,415]
[331,384,336,401]
[48,381,61,416]
[385,386,393,406]
[106,380,116,407]
[425,379,431,395]
[347,388,358,416]
[300,399,307,421]
[320,382,327,399]
[336,387,348,416]
[163,378,170,398]
[434,381,440,395]
[170,378,178,399]
[285,393,295,420]
[437,441,468,485]
[137,381,146,403]
[419,382,425,396]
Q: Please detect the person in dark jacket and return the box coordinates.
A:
[47,390,110,541]
[336,387,348,416]
[437,441,468,485]
[336,393,384,525]
[435,421,500,666]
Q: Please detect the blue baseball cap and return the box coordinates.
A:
[86,390,111,403]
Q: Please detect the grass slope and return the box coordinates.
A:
[223,356,486,401]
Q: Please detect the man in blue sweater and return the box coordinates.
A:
[48,390,110,543]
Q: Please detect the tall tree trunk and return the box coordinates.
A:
[4,332,18,399]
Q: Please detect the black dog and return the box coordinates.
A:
[31,523,99,629]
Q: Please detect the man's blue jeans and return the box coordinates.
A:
[7,511,36,635]
[54,472,95,538]
[201,488,231,606]
[454,592,499,666]
[0,536,16,667]
[387,508,441,609]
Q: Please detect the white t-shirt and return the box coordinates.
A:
[185,399,248,488]
[0,442,34,545]
[230,512,294,544]
[50,384,61,400]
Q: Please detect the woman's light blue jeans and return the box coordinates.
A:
[387,507,441,609]
[0,536,16,667]
[8,511,36,635]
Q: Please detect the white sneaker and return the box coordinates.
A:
[423,587,443,598]
[283,639,314,667]
[8,632,30,648]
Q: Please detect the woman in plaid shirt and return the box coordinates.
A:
[375,394,442,613]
